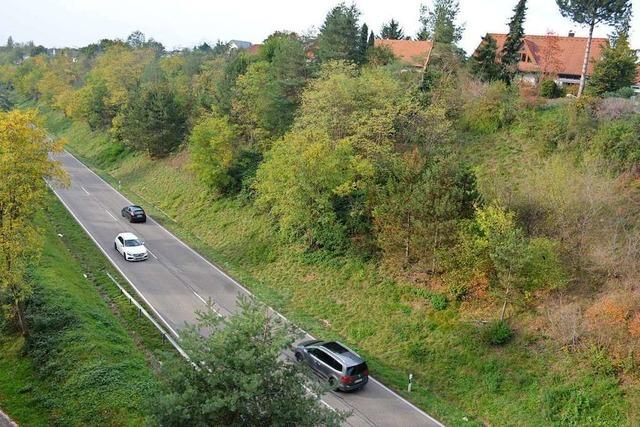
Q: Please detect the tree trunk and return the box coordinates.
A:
[15,299,28,337]
[500,298,508,321]
[577,21,595,97]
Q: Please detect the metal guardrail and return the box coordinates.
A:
[105,271,189,360]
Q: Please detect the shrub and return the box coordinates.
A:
[461,81,516,134]
[592,116,640,170]
[595,97,638,120]
[430,293,449,311]
[539,80,563,99]
[188,114,238,194]
[481,320,514,346]
[604,86,636,99]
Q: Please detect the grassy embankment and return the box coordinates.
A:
[0,190,175,426]
[41,106,636,426]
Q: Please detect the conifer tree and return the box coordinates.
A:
[357,23,370,64]
[556,0,632,96]
[589,31,638,95]
[380,19,405,40]
[471,34,502,82]
[501,0,527,84]
[368,31,375,48]
[417,1,464,44]
[316,3,361,63]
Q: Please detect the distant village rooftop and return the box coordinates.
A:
[479,33,609,83]
[374,39,433,68]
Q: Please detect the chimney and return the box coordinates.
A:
[568,30,575,37]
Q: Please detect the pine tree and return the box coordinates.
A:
[368,31,375,48]
[380,19,405,40]
[6,36,14,49]
[316,3,361,63]
[417,0,464,44]
[471,34,502,82]
[357,23,370,64]
[556,0,632,96]
[501,0,527,84]
[588,31,638,95]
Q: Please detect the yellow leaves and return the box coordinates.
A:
[0,109,68,326]
[90,45,155,109]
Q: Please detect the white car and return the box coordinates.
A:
[114,232,148,261]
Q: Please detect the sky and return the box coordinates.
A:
[2,0,639,54]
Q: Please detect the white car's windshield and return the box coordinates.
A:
[124,239,143,247]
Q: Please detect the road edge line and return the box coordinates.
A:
[64,150,444,427]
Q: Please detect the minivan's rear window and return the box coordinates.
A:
[347,362,368,376]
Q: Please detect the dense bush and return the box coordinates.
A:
[592,116,640,170]
[461,81,516,134]
[481,320,514,346]
[603,86,636,99]
[539,80,563,99]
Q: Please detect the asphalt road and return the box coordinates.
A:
[50,151,443,427]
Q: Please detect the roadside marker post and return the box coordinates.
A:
[408,373,413,392]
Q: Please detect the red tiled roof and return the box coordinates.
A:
[482,33,608,76]
[374,39,434,67]
[246,44,261,55]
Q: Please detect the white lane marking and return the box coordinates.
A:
[192,291,207,305]
[81,186,90,195]
[48,182,180,338]
[147,249,158,260]
[62,150,442,426]
[105,210,117,221]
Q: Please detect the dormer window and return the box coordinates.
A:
[520,53,531,63]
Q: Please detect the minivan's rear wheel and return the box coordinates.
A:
[328,377,337,390]
[295,352,303,362]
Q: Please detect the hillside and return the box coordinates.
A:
[1,19,639,424]
[0,191,175,425]
[40,92,640,425]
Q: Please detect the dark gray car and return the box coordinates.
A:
[294,340,369,391]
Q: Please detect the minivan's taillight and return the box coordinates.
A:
[340,375,355,384]
[363,369,369,377]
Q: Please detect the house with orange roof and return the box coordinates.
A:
[374,39,434,69]
[475,32,609,86]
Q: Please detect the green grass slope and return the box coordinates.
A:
[0,191,173,426]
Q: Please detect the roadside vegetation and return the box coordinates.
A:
[0,191,168,425]
[1,0,639,425]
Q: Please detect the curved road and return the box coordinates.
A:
[50,151,443,427]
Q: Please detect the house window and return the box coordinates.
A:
[520,53,532,63]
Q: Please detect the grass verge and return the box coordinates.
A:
[0,190,176,426]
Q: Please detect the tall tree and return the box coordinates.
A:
[5,36,13,49]
[380,19,405,40]
[316,3,361,63]
[501,0,528,84]
[417,0,464,44]
[151,299,344,426]
[588,31,638,95]
[373,151,478,272]
[0,110,66,335]
[471,34,502,82]
[356,23,370,64]
[555,0,632,96]
[113,77,187,158]
[368,31,376,48]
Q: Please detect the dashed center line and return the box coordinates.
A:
[81,186,90,195]
[105,210,117,221]
[193,291,207,305]
[147,249,158,259]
